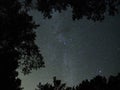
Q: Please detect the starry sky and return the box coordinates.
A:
[19,8,120,90]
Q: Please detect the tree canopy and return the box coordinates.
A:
[35,73,120,90]
[0,0,44,89]
[0,0,44,75]
[24,0,120,21]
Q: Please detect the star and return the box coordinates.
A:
[98,70,102,74]
[96,68,102,75]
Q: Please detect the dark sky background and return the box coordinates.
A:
[19,8,120,90]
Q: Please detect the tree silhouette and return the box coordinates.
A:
[35,73,120,90]
[76,79,90,90]
[35,77,66,90]
[0,0,44,74]
[0,48,22,90]
[23,0,120,21]
[35,83,54,90]
[89,75,107,90]
[108,73,120,90]
[0,0,44,89]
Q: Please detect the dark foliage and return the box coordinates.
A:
[35,76,66,90]
[108,73,120,90]
[36,73,120,90]
[24,0,120,21]
[0,48,22,90]
[0,0,44,90]
[0,0,44,74]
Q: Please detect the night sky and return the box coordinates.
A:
[19,8,120,90]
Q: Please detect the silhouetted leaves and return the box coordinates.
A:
[0,0,44,89]
[36,77,66,90]
[33,0,120,21]
[0,0,44,75]
[36,73,120,90]
[108,73,120,90]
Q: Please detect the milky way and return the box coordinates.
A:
[19,9,120,90]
